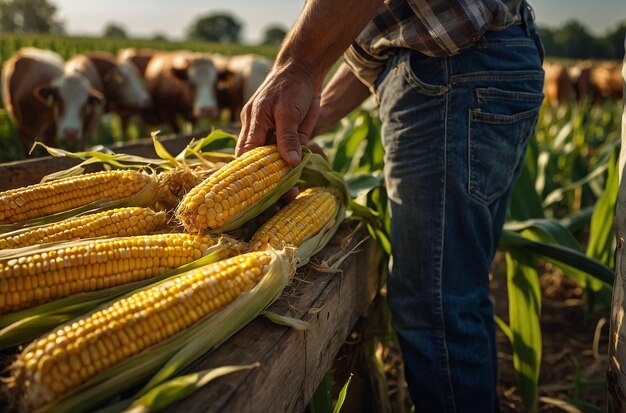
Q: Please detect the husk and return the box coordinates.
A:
[295,203,346,268]
[29,249,296,413]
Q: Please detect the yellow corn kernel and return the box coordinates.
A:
[249,187,339,251]
[13,251,273,406]
[0,208,167,249]
[0,170,152,225]
[0,233,216,314]
[177,145,291,233]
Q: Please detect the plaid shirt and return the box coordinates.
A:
[344,0,524,88]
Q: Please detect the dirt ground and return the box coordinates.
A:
[331,251,610,413]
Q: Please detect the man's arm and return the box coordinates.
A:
[312,62,372,137]
[236,0,384,164]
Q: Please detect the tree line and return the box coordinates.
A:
[0,0,288,45]
[538,20,626,60]
[1,0,625,59]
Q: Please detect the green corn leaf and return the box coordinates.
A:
[509,151,545,221]
[506,252,541,413]
[345,173,384,199]
[494,315,512,342]
[499,229,613,285]
[124,364,260,413]
[586,149,619,268]
[333,374,353,413]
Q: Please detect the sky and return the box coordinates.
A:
[52,0,626,43]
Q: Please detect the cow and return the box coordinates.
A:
[590,61,623,102]
[213,54,272,122]
[543,62,575,106]
[1,47,104,153]
[83,51,150,112]
[143,51,225,133]
[117,48,159,77]
[62,54,107,147]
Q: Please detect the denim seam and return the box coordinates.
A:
[451,71,544,84]
[475,87,544,101]
[475,39,537,49]
[440,57,457,413]
[400,50,448,96]
[470,106,541,124]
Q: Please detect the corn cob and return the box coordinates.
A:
[176,145,291,233]
[0,208,167,250]
[12,250,273,406]
[0,170,153,225]
[0,233,216,314]
[249,187,340,251]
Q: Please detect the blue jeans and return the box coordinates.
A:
[374,15,545,413]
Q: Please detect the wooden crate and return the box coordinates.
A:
[0,134,382,412]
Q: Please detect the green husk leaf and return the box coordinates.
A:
[0,245,234,349]
[202,151,313,234]
[41,250,296,413]
[176,129,237,162]
[151,131,178,167]
[262,310,309,330]
[33,141,168,172]
[124,364,260,413]
[300,153,350,204]
[296,203,346,267]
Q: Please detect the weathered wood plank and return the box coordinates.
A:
[165,225,380,413]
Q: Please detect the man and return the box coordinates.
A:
[236,1,545,411]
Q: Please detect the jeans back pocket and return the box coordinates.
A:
[468,87,543,204]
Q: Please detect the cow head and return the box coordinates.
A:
[34,74,104,142]
[105,62,151,108]
[170,54,220,119]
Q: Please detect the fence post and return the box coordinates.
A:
[608,35,626,413]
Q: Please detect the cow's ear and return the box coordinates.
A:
[171,55,190,80]
[218,68,235,81]
[33,83,56,106]
[88,88,105,105]
[171,66,189,81]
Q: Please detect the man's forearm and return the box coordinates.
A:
[276,0,384,91]
[313,63,371,136]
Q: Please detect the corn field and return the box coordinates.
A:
[0,33,622,412]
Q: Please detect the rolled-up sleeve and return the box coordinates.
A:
[343,41,388,92]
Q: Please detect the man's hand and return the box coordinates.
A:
[233,0,383,164]
[236,63,320,165]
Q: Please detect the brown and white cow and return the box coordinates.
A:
[143,51,224,132]
[61,54,107,146]
[83,51,150,111]
[543,62,575,106]
[213,54,272,122]
[1,47,104,153]
[117,48,159,78]
[590,61,623,102]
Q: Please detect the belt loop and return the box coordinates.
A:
[520,1,532,37]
